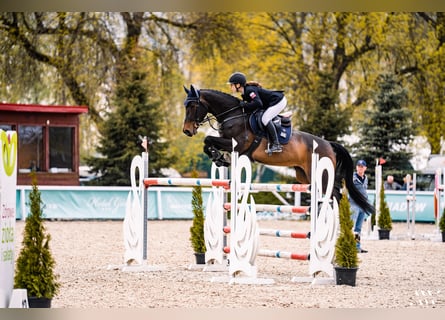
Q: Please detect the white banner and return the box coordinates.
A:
[0,130,17,307]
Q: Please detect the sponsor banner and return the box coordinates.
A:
[16,187,211,220]
[14,187,436,222]
[366,191,436,222]
[0,130,17,308]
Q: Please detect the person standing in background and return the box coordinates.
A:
[384,175,402,190]
[349,159,371,253]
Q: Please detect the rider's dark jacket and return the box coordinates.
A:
[241,85,284,112]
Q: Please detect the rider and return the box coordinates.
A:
[228,72,287,153]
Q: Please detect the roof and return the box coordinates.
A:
[0,102,88,114]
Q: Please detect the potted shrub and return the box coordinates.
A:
[439,207,445,242]
[14,173,60,307]
[334,184,359,286]
[377,182,392,240]
[189,170,206,264]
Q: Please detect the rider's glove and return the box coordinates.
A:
[239,101,248,108]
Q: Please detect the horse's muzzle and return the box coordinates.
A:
[183,128,193,137]
[183,122,198,137]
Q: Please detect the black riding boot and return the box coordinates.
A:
[265,121,282,153]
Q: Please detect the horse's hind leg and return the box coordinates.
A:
[294,166,310,184]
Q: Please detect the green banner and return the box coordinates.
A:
[16,186,212,220]
[14,186,437,222]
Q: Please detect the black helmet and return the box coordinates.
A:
[228,72,246,86]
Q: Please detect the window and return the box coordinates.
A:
[18,125,44,172]
[16,125,75,173]
[49,127,73,172]
[0,124,13,131]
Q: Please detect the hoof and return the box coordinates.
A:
[215,160,230,167]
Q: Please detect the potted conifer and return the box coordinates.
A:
[334,184,359,286]
[14,173,60,308]
[189,170,206,264]
[377,182,392,240]
[439,207,445,242]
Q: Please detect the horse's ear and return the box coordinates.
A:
[190,84,200,98]
[183,85,190,94]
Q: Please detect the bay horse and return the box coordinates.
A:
[182,84,374,215]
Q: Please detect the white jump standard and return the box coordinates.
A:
[119,137,339,285]
[205,140,339,285]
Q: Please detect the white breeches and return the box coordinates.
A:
[261,96,287,126]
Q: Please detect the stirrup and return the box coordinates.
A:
[265,143,283,154]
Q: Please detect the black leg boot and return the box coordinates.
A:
[265,121,283,153]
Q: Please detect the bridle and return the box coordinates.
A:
[186,97,248,131]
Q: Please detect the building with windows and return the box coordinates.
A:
[0,103,88,185]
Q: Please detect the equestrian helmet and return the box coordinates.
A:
[228,72,246,86]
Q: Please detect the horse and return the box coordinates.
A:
[182,84,374,215]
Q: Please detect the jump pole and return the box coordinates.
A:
[142,137,148,260]
[111,136,164,272]
[406,174,416,240]
[365,162,382,240]
[434,168,445,238]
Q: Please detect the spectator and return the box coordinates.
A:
[401,174,413,191]
[349,159,371,253]
[384,175,402,190]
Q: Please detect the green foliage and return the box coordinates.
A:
[251,192,283,206]
[2,12,445,159]
[377,182,393,231]
[354,73,416,186]
[439,207,445,232]
[299,71,352,141]
[189,170,206,253]
[170,133,213,176]
[14,173,60,299]
[334,185,359,268]
[85,56,175,185]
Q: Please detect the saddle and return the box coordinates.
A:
[249,110,292,144]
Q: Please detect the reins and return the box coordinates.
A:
[186,90,250,141]
[197,101,247,131]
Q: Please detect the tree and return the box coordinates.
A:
[377,182,392,231]
[299,71,352,141]
[189,170,206,254]
[0,12,242,169]
[334,184,359,269]
[14,173,60,300]
[85,54,174,185]
[2,12,445,171]
[245,13,378,141]
[354,73,416,185]
[400,13,445,154]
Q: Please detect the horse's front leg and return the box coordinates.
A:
[204,136,233,167]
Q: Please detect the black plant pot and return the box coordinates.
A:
[194,252,206,264]
[334,266,358,286]
[28,297,52,308]
[441,231,445,242]
[378,229,390,240]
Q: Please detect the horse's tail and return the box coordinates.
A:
[330,142,375,215]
